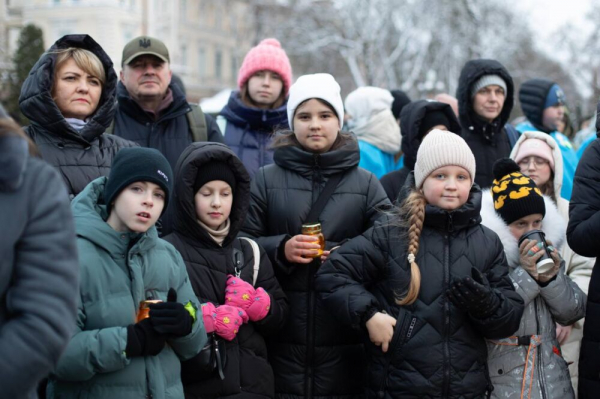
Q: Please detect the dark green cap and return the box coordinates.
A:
[122,36,169,66]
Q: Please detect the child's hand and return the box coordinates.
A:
[366,312,396,353]
[556,323,573,345]
[320,250,331,263]
[284,234,321,264]
[518,239,544,280]
[225,275,271,322]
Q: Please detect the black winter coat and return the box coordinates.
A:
[316,175,524,398]
[163,142,288,399]
[113,81,224,171]
[0,134,78,399]
[380,100,461,202]
[243,134,391,399]
[456,59,515,189]
[567,111,600,399]
[19,34,136,199]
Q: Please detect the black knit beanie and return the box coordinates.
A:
[491,158,545,225]
[104,147,173,215]
[193,162,237,194]
[419,110,451,137]
[390,90,411,120]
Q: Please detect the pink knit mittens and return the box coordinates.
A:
[201,302,248,341]
[225,275,271,322]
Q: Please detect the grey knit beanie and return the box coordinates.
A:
[414,129,476,188]
[471,74,507,98]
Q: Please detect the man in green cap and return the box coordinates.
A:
[111,36,224,234]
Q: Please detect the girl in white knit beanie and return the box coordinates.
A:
[316,129,524,398]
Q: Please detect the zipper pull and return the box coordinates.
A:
[447,213,454,233]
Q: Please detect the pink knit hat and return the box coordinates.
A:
[514,138,555,170]
[237,38,292,95]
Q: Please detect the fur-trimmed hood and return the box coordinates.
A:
[480,188,566,268]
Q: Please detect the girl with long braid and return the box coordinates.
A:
[316,130,524,398]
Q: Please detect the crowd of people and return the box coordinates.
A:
[2,32,600,399]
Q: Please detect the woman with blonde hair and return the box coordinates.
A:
[19,34,135,199]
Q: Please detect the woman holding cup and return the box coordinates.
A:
[480,158,585,399]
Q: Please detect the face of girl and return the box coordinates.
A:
[247,70,284,109]
[52,58,102,120]
[107,181,165,233]
[194,180,233,230]
[422,165,472,210]
[293,99,339,153]
[508,213,543,240]
[517,156,552,188]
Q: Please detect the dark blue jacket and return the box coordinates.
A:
[220,92,288,179]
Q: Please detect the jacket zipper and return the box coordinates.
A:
[442,233,451,398]
[306,260,317,398]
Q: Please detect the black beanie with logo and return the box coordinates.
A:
[104,147,173,215]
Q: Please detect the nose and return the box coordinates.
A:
[262,74,271,86]
[77,79,89,93]
[143,64,156,75]
[142,192,154,207]
[211,195,221,208]
[445,177,457,190]
[309,116,320,130]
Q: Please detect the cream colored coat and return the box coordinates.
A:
[511,131,594,396]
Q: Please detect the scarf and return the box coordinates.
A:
[65,118,87,131]
[197,218,231,246]
[351,108,401,154]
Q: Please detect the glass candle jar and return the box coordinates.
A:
[301,223,325,258]
[136,299,163,322]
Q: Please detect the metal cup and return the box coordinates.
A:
[518,229,554,273]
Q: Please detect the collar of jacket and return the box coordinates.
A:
[170,142,251,248]
[467,114,503,141]
[116,81,190,123]
[273,135,360,179]
[71,176,157,256]
[19,34,117,146]
[479,188,566,268]
[0,136,28,192]
[220,91,289,130]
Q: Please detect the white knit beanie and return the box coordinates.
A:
[287,73,344,130]
[414,129,476,188]
[470,74,507,98]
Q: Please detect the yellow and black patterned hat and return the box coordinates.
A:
[491,158,545,224]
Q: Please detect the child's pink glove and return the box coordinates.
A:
[201,302,248,341]
[225,275,271,322]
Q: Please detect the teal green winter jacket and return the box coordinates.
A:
[48,176,206,399]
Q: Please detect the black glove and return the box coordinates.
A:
[149,288,193,337]
[126,318,166,357]
[447,268,501,319]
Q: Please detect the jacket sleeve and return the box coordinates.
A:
[316,224,389,329]
[251,244,289,336]
[364,172,392,229]
[510,266,541,308]
[205,113,225,144]
[242,167,292,273]
[53,299,131,381]
[567,139,600,257]
[167,250,207,361]
[469,233,524,339]
[0,164,79,395]
[539,262,586,326]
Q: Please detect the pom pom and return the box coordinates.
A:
[260,38,281,48]
[492,158,521,181]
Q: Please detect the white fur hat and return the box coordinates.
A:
[287,73,344,130]
[414,129,476,188]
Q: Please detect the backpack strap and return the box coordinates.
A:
[238,237,261,286]
[216,115,228,136]
[186,103,208,142]
[504,124,520,148]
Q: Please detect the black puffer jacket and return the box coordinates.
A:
[163,142,288,398]
[567,109,600,399]
[19,34,136,199]
[113,81,224,171]
[243,134,391,399]
[380,100,461,202]
[456,59,514,189]
[316,175,524,398]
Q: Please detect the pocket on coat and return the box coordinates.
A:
[488,345,526,378]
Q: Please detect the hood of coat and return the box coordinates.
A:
[518,78,555,133]
[400,100,461,171]
[171,142,251,247]
[71,176,158,255]
[273,133,360,179]
[220,91,289,131]
[0,135,28,192]
[509,130,563,200]
[19,34,117,145]
[456,59,514,131]
[480,188,565,268]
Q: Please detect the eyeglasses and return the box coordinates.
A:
[517,156,549,168]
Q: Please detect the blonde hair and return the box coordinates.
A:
[395,189,426,305]
[53,47,106,86]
